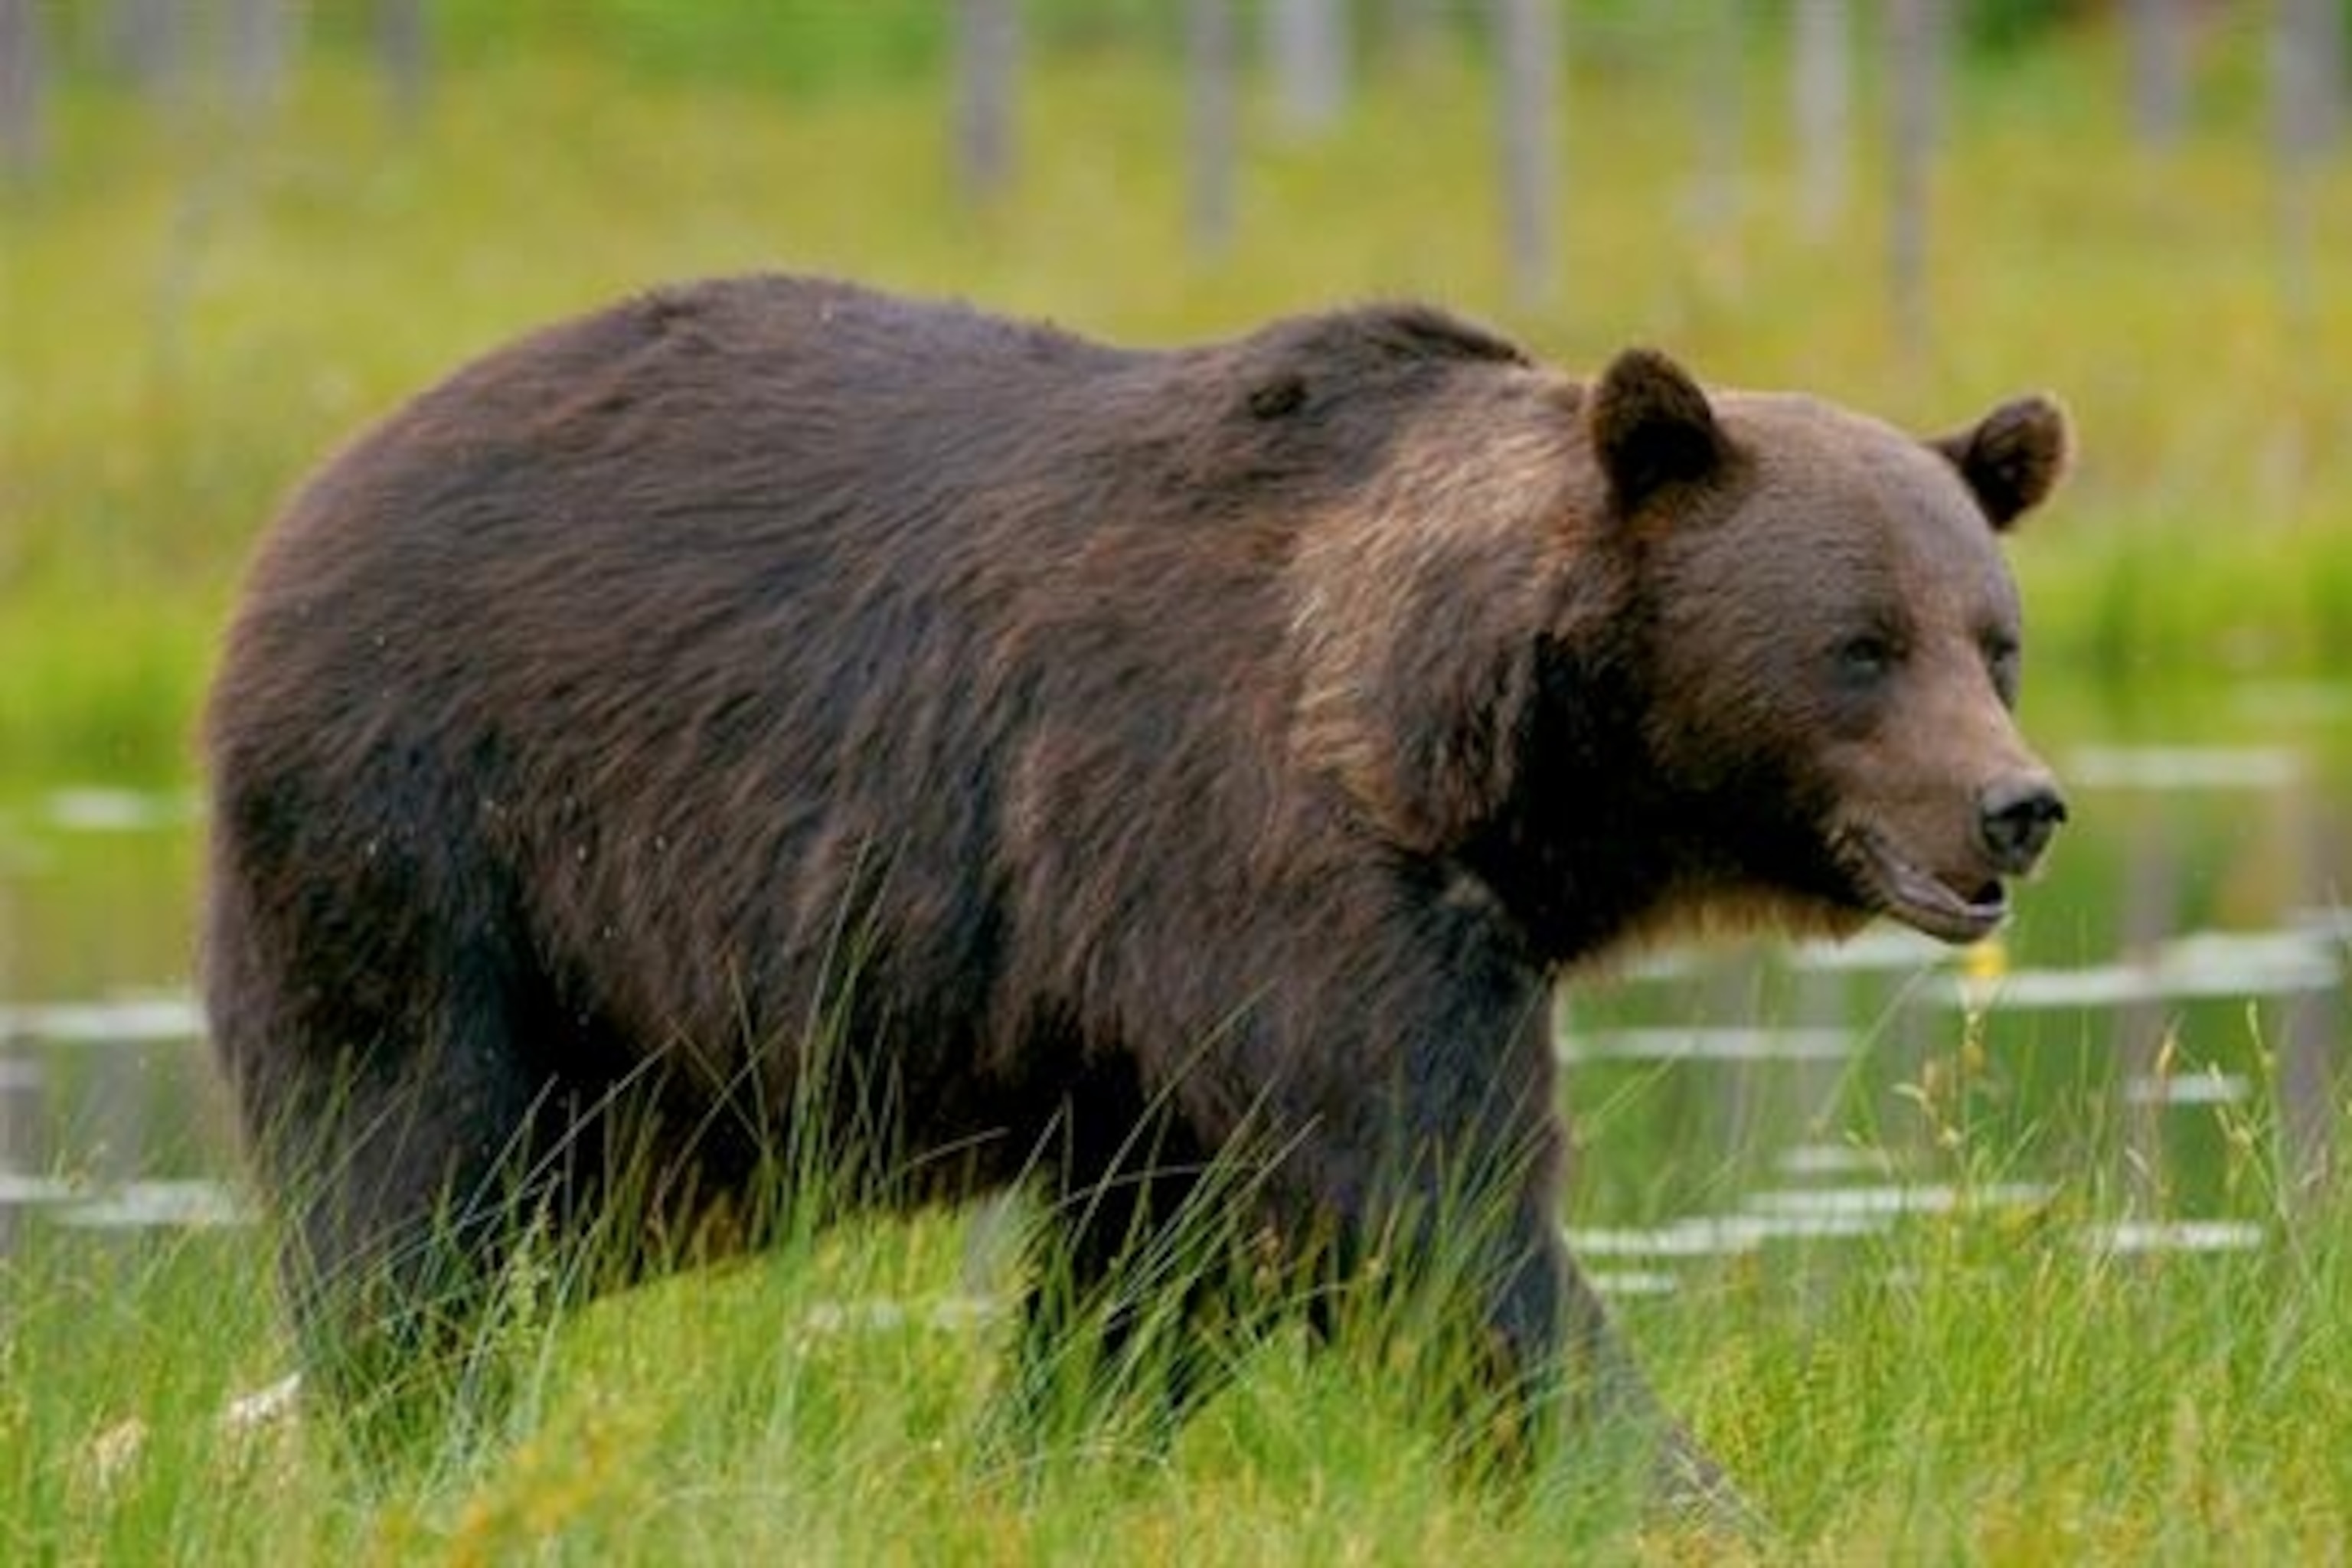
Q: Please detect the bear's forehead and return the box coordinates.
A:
[1717,391,1928,470]
[1718,394,1986,534]
[1706,393,2017,617]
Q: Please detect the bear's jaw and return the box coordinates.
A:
[1834,825,2010,946]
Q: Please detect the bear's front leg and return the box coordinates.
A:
[1481,1185,1753,1523]
[985,1060,1261,1466]
[1250,947,1756,1527]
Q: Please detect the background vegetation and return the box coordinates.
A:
[2,1,2348,780]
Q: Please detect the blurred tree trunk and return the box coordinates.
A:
[1267,0,1348,136]
[1690,0,1743,276]
[955,0,1019,207]
[1792,0,1851,240]
[2272,0,2345,323]
[2271,0,2344,155]
[224,0,292,118]
[1492,0,1559,309]
[0,0,41,178]
[2125,0,2187,149]
[1185,0,1236,258]
[1885,0,1942,359]
[378,0,430,128]
[109,0,182,100]
[1384,0,1442,76]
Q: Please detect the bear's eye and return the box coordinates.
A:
[1984,632,2021,705]
[1834,632,1899,686]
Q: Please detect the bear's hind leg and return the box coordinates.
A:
[211,884,578,1466]
[296,1048,564,1462]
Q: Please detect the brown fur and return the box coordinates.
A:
[203,275,2067,1502]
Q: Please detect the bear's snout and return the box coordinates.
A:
[1977,774,2066,875]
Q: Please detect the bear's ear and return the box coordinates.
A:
[1933,394,2069,532]
[1590,348,1730,517]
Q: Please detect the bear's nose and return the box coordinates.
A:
[1978,776,2067,874]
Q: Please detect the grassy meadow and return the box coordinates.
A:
[5,13,2352,1562]
[8,1125,2350,1563]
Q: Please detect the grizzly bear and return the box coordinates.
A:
[203,275,2067,1505]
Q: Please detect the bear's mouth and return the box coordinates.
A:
[1838,828,2008,946]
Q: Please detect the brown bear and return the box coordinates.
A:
[202,275,2067,1505]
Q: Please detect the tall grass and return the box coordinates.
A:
[7,1111,2347,1561]
[11,976,2348,1560]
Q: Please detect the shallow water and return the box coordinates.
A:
[2,684,2345,1291]
[1553,701,2350,1280]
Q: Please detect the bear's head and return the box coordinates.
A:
[1586,348,2069,948]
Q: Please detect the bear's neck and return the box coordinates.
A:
[1451,644,1694,966]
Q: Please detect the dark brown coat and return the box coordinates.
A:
[204,275,2068,1497]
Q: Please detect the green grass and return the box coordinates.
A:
[11,983,2347,1562]
[6,1137,2347,1563]
[0,583,213,784]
